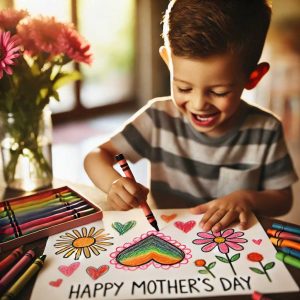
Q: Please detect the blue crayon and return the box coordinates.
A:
[281,247,300,260]
[272,223,300,236]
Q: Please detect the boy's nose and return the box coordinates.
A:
[190,94,209,111]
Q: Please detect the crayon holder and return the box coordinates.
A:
[0,186,102,253]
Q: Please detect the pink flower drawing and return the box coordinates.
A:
[193,228,247,275]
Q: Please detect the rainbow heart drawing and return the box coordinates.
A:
[112,221,136,235]
[110,231,192,270]
[86,265,109,280]
[174,220,196,233]
[58,262,80,277]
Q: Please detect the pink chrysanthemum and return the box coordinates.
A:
[192,228,247,254]
[0,31,20,79]
[60,25,92,64]
[0,8,28,32]
[17,16,65,56]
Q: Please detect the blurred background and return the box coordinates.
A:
[1,0,299,224]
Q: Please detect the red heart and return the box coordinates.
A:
[58,262,80,277]
[252,239,262,245]
[49,279,63,287]
[161,214,177,223]
[86,265,109,280]
[174,220,196,233]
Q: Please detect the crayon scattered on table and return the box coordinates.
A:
[275,251,300,269]
[267,229,300,242]
[271,223,300,236]
[280,247,300,260]
[0,246,23,276]
[270,237,300,251]
[0,255,46,300]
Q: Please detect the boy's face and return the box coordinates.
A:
[168,51,248,137]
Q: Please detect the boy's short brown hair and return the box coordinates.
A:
[162,0,272,75]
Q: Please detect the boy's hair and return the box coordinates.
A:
[162,0,272,75]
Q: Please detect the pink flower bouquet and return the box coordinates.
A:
[0,8,92,190]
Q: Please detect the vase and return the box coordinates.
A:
[0,107,53,191]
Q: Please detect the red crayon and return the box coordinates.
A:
[115,154,159,231]
[267,229,300,242]
[0,246,24,276]
[252,290,272,300]
[0,249,35,293]
[0,204,90,236]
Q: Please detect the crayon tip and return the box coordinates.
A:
[39,254,47,261]
[151,221,160,231]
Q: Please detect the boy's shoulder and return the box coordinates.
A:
[145,96,179,115]
[243,100,282,130]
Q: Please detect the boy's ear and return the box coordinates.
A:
[159,46,170,67]
[245,62,270,90]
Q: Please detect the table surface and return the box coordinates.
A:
[0,179,299,300]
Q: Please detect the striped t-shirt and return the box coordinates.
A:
[109,97,298,207]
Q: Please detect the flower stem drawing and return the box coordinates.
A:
[247,252,275,282]
[194,259,216,278]
[193,228,247,276]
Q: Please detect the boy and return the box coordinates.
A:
[84,0,298,232]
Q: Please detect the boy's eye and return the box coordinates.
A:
[177,87,192,93]
[211,91,230,97]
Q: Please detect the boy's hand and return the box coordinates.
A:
[190,190,253,232]
[107,177,149,210]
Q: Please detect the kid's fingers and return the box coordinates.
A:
[211,210,238,232]
[200,207,225,231]
[108,192,132,211]
[190,203,209,215]
[239,210,250,230]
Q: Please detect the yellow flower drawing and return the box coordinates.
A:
[54,227,113,260]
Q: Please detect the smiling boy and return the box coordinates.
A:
[84,0,298,232]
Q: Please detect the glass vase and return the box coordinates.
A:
[0,107,53,191]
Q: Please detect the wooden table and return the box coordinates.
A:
[0,180,299,300]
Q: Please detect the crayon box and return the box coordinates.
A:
[0,186,102,253]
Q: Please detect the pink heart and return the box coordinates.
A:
[49,279,63,287]
[252,239,262,245]
[174,220,196,233]
[58,262,80,277]
[86,265,109,280]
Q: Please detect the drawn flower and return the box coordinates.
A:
[54,227,113,260]
[194,259,216,278]
[193,228,248,275]
[247,252,275,282]
[0,31,20,79]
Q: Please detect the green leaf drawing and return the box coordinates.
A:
[230,253,240,262]
[216,255,229,263]
[208,262,216,269]
[198,270,209,274]
[112,221,136,235]
[264,262,275,270]
[249,267,265,274]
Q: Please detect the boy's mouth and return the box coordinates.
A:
[190,111,220,127]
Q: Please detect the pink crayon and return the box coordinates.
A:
[0,204,90,236]
[0,246,24,276]
[0,249,35,294]
[267,229,300,243]
[115,153,159,231]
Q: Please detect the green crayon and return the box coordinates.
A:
[276,251,300,269]
[0,255,46,300]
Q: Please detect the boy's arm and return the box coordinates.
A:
[84,141,149,210]
[191,187,293,232]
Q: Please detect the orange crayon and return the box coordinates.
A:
[270,237,300,251]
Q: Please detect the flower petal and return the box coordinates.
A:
[218,242,229,254]
[202,242,218,252]
[226,238,247,243]
[197,232,215,239]
[193,238,215,245]
[226,241,245,251]
[221,228,234,237]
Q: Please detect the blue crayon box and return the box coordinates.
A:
[0,186,102,253]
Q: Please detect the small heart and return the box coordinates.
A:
[252,239,262,245]
[112,221,136,235]
[174,221,196,233]
[86,265,109,280]
[161,214,177,223]
[58,262,80,277]
[49,279,63,287]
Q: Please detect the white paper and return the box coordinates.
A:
[30,209,299,299]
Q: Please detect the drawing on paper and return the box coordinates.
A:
[160,213,177,223]
[193,228,247,275]
[247,252,275,282]
[174,220,196,233]
[86,265,110,280]
[110,230,192,270]
[58,262,80,276]
[54,227,113,260]
[194,259,216,278]
[112,221,136,235]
